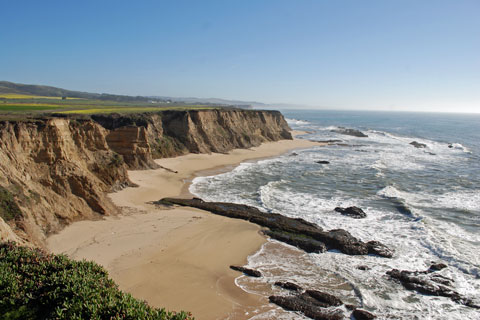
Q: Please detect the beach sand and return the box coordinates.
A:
[47,134,321,319]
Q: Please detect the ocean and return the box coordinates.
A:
[190,110,480,319]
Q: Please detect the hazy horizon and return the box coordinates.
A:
[1,0,478,113]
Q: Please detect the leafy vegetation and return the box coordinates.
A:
[0,242,194,320]
[0,187,22,222]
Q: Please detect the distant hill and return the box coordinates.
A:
[151,96,266,108]
[0,81,297,109]
[0,81,159,103]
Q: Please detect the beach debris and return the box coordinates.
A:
[229,265,262,277]
[409,141,427,148]
[274,281,304,292]
[331,127,368,138]
[334,206,367,219]
[352,308,377,319]
[386,264,480,309]
[159,197,393,257]
[316,160,330,164]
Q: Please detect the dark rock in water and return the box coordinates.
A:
[263,229,327,253]
[316,160,330,164]
[230,265,262,277]
[269,294,344,320]
[352,309,376,319]
[429,263,448,272]
[410,141,427,148]
[274,281,303,292]
[367,241,394,258]
[345,304,357,310]
[290,152,298,156]
[357,265,370,271]
[313,139,343,144]
[331,127,368,138]
[334,206,367,219]
[305,290,343,307]
[159,198,392,257]
[448,144,453,148]
[387,266,480,309]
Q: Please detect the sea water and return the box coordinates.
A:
[190,110,480,319]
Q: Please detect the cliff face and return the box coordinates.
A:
[0,109,291,245]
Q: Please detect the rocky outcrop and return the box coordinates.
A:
[334,206,367,219]
[271,281,378,320]
[230,265,262,277]
[269,294,344,320]
[352,309,376,320]
[158,198,392,257]
[275,281,304,292]
[0,110,292,245]
[91,109,292,168]
[331,127,368,138]
[410,141,427,148]
[0,118,130,246]
[387,264,479,309]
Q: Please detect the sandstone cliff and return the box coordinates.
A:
[0,109,291,245]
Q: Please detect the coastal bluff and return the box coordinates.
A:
[0,109,292,246]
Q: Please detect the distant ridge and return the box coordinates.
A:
[0,81,259,108]
[1,81,308,109]
[0,81,156,103]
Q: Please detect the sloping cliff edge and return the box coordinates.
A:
[0,109,291,246]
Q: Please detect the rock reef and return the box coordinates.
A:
[387,264,479,309]
[331,127,368,138]
[158,198,393,257]
[269,281,376,320]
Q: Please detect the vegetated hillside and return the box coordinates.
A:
[0,241,193,320]
[0,81,157,103]
[0,109,292,246]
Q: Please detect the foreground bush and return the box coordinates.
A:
[0,242,193,320]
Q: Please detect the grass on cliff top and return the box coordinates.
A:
[0,242,193,320]
[0,94,82,100]
[59,105,216,114]
[0,99,218,116]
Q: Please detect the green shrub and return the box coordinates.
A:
[0,242,193,320]
[0,187,22,221]
[109,153,124,167]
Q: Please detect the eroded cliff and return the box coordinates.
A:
[0,109,291,245]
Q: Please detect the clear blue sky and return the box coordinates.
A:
[1,0,479,112]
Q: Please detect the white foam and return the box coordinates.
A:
[434,190,480,212]
[285,118,310,126]
[189,125,480,319]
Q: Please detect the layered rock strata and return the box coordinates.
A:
[0,109,291,245]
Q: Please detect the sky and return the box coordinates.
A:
[1,0,479,113]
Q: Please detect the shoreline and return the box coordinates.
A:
[47,133,322,320]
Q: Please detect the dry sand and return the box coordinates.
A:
[47,134,321,319]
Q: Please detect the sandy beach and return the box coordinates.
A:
[47,134,321,319]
